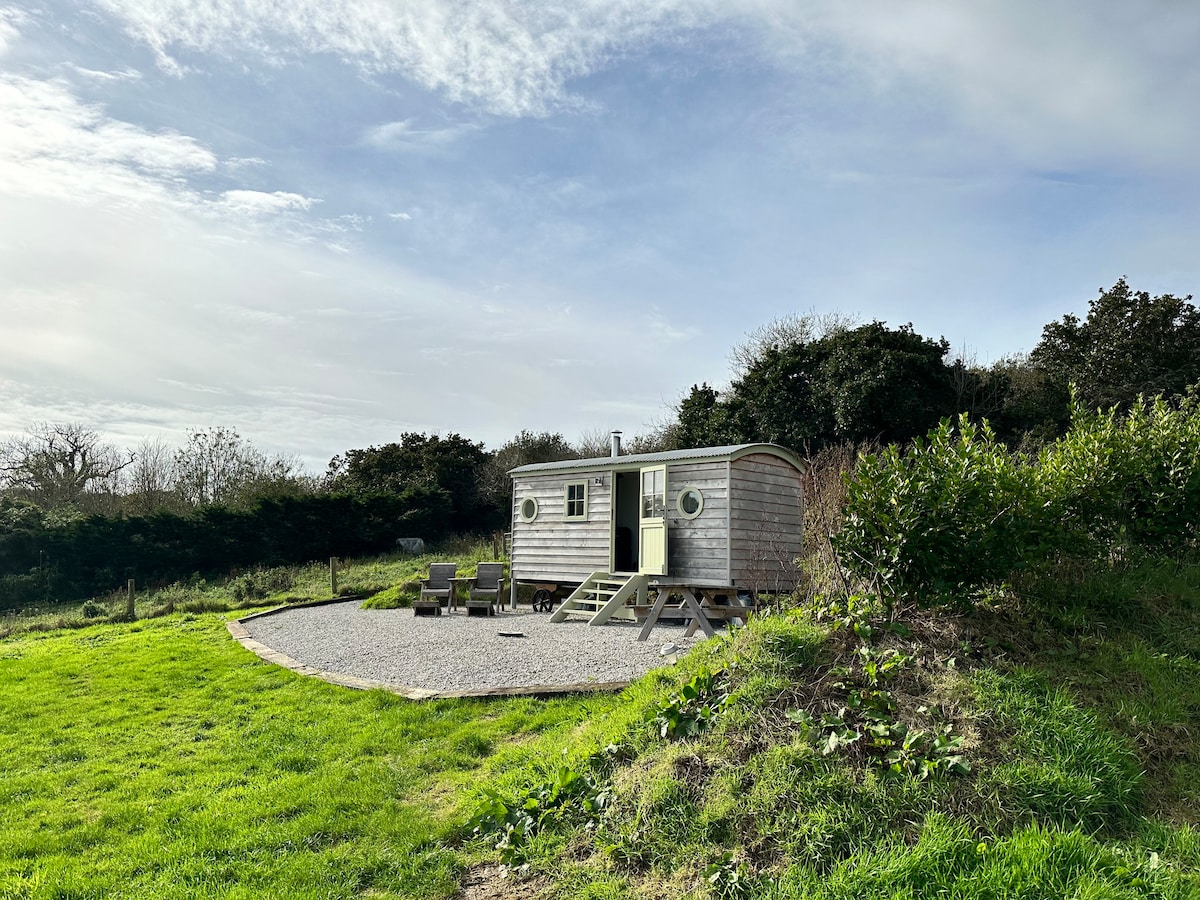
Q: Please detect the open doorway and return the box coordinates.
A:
[613,470,640,572]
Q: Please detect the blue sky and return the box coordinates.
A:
[2,1,1198,469]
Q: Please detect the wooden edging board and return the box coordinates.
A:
[225,600,630,701]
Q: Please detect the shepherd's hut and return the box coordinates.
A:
[508,435,804,623]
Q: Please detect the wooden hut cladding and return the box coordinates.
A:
[508,443,805,593]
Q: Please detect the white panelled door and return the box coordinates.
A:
[638,465,667,576]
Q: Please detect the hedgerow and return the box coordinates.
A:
[834,390,1200,605]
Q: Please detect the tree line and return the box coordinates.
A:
[0,426,655,607]
[1,277,1196,607]
[669,278,1200,453]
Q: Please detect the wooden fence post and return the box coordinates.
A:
[330,558,338,597]
[126,579,135,619]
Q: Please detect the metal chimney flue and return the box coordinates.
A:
[610,430,622,457]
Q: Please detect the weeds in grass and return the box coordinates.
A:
[468,745,622,867]
[651,669,732,740]
[703,850,756,899]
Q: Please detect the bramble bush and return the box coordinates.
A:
[835,391,1200,605]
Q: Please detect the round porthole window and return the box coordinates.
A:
[519,496,539,523]
[676,487,704,519]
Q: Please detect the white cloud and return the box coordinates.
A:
[157,379,228,395]
[214,189,319,218]
[327,213,368,231]
[88,0,1200,172]
[0,185,693,463]
[0,74,217,205]
[751,0,1200,171]
[204,304,296,326]
[363,118,478,150]
[0,7,26,57]
[645,310,695,343]
[225,156,268,170]
[93,0,715,116]
[4,0,1198,467]
[66,64,143,82]
[0,73,359,249]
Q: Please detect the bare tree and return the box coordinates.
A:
[0,422,133,510]
[174,428,307,507]
[123,436,183,514]
[567,421,683,458]
[729,309,860,377]
[173,427,276,507]
[949,343,1011,423]
[799,442,860,602]
[242,452,310,501]
[625,423,678,454]
[741,515,803,602]
[573,427,614,459]
[479,430,577,515]
[573,425,679,458]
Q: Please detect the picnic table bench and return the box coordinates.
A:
[636,584,753,641]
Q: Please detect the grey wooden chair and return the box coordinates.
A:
[414,563,457,616]
[465,562,505,616]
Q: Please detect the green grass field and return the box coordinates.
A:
[2,553,1198,898]
[0,612,615,899]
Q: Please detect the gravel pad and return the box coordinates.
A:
[240,601,706,693]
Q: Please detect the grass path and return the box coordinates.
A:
[0,613,612,899]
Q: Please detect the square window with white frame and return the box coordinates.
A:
[563,481,588,520]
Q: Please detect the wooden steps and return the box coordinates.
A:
[549,572,649,625]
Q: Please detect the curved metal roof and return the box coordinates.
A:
[508,443,805,476]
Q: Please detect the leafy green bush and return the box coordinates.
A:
[0,573,41,611]
[1040,393,1200,555]
[836,393,1200,605]
[835,415,1044,604]
[0,489,455,605]
[228,567,296,604]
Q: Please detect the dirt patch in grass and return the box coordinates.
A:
[459,864,548,899]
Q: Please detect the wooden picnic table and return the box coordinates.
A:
[636,584,752,642]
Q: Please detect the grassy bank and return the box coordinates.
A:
[456,556,1200,898]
